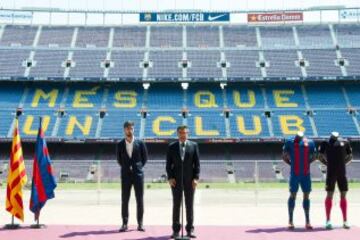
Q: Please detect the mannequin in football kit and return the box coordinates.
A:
[283,131,317,229]
[318,132,353,229]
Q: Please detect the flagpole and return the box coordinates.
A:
[4,216,20,229]
[30,119,46,229]
[30,116,54,229]
[30,212,46,229]
[4,117,24,230]
[30,221,45,229]
[31,219,45,229]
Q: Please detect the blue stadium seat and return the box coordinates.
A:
[306,84,347,109]
[222,26,257,48]
[150,26,182,47]
[226,84,265,110]
[341,48,360,76]
[30,50,68,78]
[271,110,315,137]
[186,25,219,48]
[296,25,333,48]
[57,110,98,138]
[225,50,262,79]
[108,51,144,79]
[229,110,269,138]
[265,85,306,109]
[260,26,295,48]
[22,84,65,109]
[0,25,37,46]
[0,83,24,109]
[147,51,182,79]
[68,51,107,79]
[106,83,143,110]
[0,110,15,137]
[0,24,359,82]
[264,50,302,78]
[144,111,183,139]
[146,83,183,110]
[313,110,359,137]
[187,83,223,111]
[345,84,360,108]
[186,111,226,138]
[187,51,222,79]
[302,49,342,77]
[18,110,58,138]
[0,82,358,139]
[113,27,146,48]
[0,50,29,78]
[76,27,109,48]
[64,84,104,109]
[38,26,74,47]
[333,24,360,48]
[101,110,141,138]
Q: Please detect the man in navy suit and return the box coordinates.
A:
[166,125,200,238]
[116,121,148,232]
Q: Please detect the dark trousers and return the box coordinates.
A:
[171,184,195,233]
[121,176,144,225]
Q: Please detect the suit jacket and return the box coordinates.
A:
[166,140,200,185]
[116,139,148,180]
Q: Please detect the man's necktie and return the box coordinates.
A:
[181,142,185,160]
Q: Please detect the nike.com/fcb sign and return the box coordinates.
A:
[140,12,230,22]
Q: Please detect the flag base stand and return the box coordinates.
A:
[175,237,190,240]
[30,219,46,229]
[3,223,20,230]
[3,216,20,229]
[30,223,46,229]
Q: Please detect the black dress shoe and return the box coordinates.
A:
[171,232,179,239]
[187,231,197,238]
[119,224,128,232]
[137,224,145,232]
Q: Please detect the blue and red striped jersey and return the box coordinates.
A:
[283,137,316,176]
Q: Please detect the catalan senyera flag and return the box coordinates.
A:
[30,117,57,221]
[6,118,27,222]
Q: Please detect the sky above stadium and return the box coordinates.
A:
[1,0,360,12]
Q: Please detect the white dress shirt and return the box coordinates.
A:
[125,137,135,158]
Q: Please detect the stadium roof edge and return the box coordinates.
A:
[2,8,360,27]
[2,22,360,28]
[0,6,356,14]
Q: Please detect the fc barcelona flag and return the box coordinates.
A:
[30,117,57,220]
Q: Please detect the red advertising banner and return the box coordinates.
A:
[248,12,303,23]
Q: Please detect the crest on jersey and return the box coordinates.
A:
[303,138,308,147]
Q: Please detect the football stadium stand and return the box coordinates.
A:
[0,22,359,183]
[0,24,360,81]
[0,82,359,139]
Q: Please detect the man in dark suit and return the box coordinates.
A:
[166,125,200,239]
[116,121,148,232]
